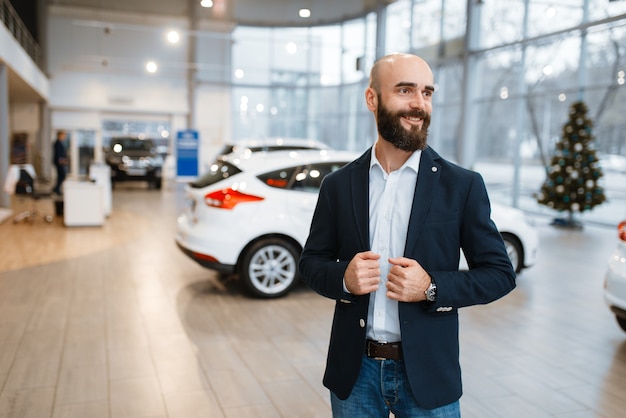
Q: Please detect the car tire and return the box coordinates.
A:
[616,316,626,333]
[239,238,300,298]
[501,233,523,273]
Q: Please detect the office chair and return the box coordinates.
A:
[12,167,54,224]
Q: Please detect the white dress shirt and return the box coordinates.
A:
[366,148,421,343]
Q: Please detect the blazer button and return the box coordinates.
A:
[359,319,365,328]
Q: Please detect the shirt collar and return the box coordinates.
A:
[370,145,422,174]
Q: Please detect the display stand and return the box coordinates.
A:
[89,163,112,216]
[63,180,104,226]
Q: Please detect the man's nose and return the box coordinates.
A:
[409,94,425,109]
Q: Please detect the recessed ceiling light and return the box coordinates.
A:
[299,8,311,18]
[146,61,158,73]
[286,42,297,54]
[167,30,180,44]
[200,0,213,8]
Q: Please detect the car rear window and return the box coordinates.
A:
[216,144,235,156]
[258,161,349,192]
[189,160,242,188]
[246,145,320,152]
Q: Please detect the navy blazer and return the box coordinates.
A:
[299,146,516,409]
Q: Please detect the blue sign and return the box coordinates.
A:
[176,130,199,177]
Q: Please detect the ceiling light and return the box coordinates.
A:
[146,61,158,73]
[286,42,297,54]
[200,0,214,8]
[167,30,180,44]
[299,8,311,18]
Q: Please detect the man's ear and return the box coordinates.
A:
[365,87,378,112]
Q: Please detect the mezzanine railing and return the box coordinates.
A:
[0,0,43,70]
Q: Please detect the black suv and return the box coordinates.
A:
[105,137,163,189]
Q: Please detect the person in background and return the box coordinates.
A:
[299,53,516,417]
[53,130,68,195]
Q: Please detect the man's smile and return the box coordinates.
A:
[401,115,423,128]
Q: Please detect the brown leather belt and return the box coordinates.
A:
[365,339,403,360]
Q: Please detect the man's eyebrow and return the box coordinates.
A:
[394,82,417,88]
[394,82,435,92]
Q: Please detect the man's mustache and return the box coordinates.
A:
[398,109,430,120]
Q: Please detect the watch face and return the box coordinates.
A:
[426,283,436,301]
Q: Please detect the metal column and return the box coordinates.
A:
[458,0,482,169]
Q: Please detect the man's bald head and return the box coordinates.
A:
[369,53,433,94]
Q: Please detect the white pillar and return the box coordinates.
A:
[0,63,10,208]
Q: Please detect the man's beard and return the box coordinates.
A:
[376,99,430,152]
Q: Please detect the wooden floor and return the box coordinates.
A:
[0,182,625,418]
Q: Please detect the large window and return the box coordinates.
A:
[231,17,374,149]
[227,0,625,225]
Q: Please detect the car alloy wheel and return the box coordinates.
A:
[240,238,300,298]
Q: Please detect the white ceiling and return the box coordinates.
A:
[49,0,396,27]
[7,0,396,102]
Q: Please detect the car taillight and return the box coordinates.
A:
[205,188,264,209]
[618,220,626,242]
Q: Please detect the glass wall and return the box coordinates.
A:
[102,119,171,156]
[228,0,626,224]
[230,15,376,151]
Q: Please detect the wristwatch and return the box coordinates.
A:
[425,281,437,302]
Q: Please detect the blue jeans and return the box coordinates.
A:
[331,354,461,418]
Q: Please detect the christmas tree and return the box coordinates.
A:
[536,100,606,228]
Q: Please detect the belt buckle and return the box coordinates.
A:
[367,340,386,361]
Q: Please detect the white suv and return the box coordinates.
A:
[604,220,626,332]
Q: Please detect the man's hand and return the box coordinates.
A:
[344,251,381,295]
[386,257,432,302]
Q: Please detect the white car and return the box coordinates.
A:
[176,150,539,298]
[604,220,626,333]
[215,137,330,159]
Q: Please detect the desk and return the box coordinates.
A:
[89,164,112,216]
[63,180,104,226]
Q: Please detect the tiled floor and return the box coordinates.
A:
[0,182,625,417]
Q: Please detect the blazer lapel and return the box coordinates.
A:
[350,148,372,251]
[404,147,441,256]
